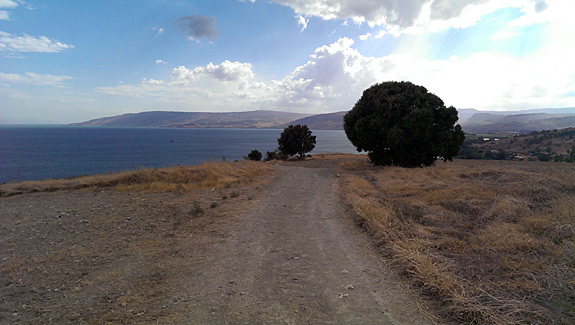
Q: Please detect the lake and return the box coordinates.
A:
[0,126,358,182]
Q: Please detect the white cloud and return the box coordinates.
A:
[155,27,165,37]
[0,32,75,53]
[296,15,309,32]
[171,60,255,84]
[359,33,371,40]
[271,34,575,111]
[270,0,542,35]
[0,0,18,20]
[141,78,165,85]
[0,0,19,9]
[96,60,268,111]
[155,59,166,64]
[0,72,73,87]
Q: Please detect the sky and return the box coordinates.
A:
[1,0,574,124]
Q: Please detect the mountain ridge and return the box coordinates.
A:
[71,110,311,129]
[72,108,575,133]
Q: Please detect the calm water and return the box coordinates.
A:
[0,126,357,182]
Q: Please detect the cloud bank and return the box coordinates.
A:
[270,0,547,34]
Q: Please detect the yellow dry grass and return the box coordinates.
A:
[0,161,274,196]
[340,159,575,324]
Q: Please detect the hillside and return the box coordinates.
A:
[459,127,575,161]
[72,110,311,129]
[283,111,346,130]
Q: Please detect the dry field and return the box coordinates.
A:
[0,160,272,197]
[339,159,575,324]
[0,161,274,323]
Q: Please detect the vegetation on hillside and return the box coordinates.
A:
[340,159,575,324]
[459,128,575,162]
[344,81,464,167]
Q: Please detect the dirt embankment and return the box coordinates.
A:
[1,157,432,324]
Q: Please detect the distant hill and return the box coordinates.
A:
[455,109,479,124]
[462,115,575,134]
[283,112,346,130]
[72,110,311,129]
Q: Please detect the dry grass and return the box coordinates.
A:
[340,159,575,324]
[0,161,274,196]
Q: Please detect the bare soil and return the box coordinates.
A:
[1,158,432,324]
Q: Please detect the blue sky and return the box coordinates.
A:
[1,0,574,123]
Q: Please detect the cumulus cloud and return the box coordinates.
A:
[171,60,255,84]
[265,38,390,111]
[267,34,575,111]
[174,14,218,41]
[0,32,75,53]
[0,72,73,87]
[141,78,165,85]
[155,59,166,64]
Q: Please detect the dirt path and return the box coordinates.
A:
[180,165,433,324]
[1,161,434,324]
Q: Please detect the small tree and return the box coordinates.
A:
[247,149,263,161]
[344,81,465,167]
[277,124,316,160]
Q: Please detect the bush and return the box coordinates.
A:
[344,81,465,167]
[265,150,279,161]
[247,149,263,161]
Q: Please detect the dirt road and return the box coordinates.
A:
[180,164,432,324]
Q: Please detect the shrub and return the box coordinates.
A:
[247,149,263,161]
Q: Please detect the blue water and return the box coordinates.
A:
[0,126,357,182]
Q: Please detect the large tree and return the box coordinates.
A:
[344,81,465,167]
[278,124,316,160]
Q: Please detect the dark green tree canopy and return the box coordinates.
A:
[247,149,262,161]
[278,124,316,160]
[344,81,465,167]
